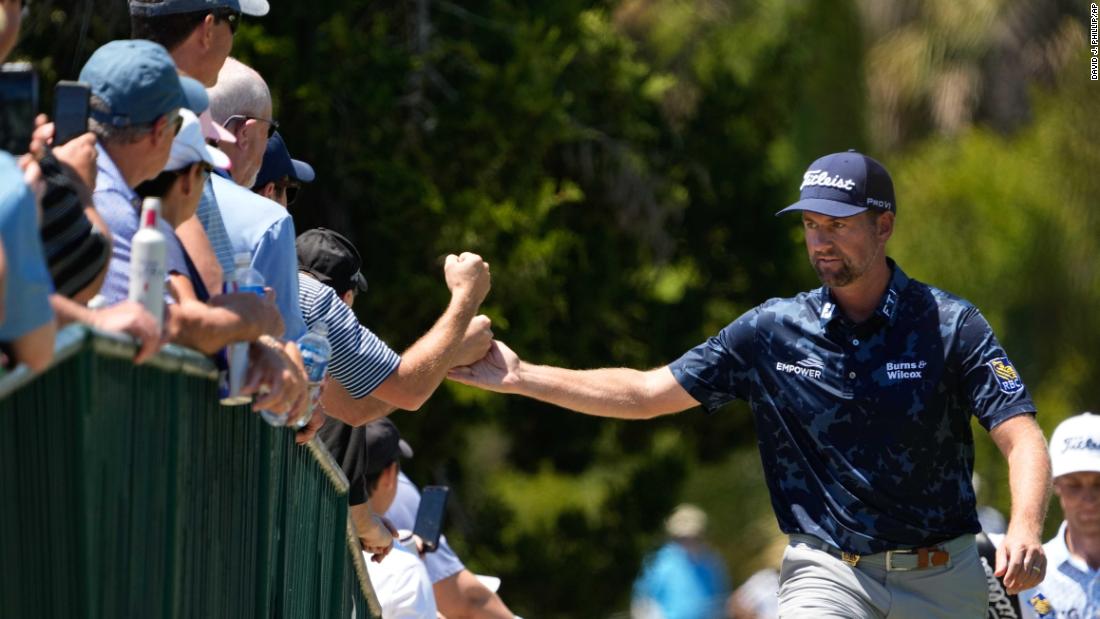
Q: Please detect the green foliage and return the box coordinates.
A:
[15,0,1094,615]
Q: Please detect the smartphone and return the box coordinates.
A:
[413,485,450,553]
[0,63,38,154]
[52,81,90,146]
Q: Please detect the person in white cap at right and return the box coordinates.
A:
[1021,412,1100,617]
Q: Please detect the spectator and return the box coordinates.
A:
[633,504,730,619]
[295,227,493,424]
[81,39,207,306]
[129,0,265,293]
[206,57,307,340]
[1021,412,1100,617]
[0,0,54,370]
[134,110,283,345]
[386,470,516,619]
[323,418,439,618]
[251,131,314,208]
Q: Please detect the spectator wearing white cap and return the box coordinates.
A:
[1021,412,1100,617]
[126,110,309,429]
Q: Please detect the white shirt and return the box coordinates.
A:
[1024,521,1100,618]
[364,543,438,619]
[385,472,466,583]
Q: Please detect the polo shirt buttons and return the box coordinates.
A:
[848,371,856,379]
[852,338,860,346]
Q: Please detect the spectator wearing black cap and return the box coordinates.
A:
[252,131,314,209]
[295,228,493,425]
[321,418,439,617]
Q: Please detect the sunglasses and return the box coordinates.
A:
[213,9,241,33]
[275,180,302,206]
[223,114,279,138]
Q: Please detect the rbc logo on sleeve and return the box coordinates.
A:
[988,357,1024,394]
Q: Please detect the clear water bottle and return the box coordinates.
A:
[128,198,166,330]
[293,321,332,429]
[219,253,265,406]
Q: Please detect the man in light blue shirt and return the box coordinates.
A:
[207,57,306,340]
[633,504,729,619]
[1023,413,1100,618]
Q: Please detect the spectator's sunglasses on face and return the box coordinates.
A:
[222,114,279,138]
[275,179,301,206]
[212,8,240,33]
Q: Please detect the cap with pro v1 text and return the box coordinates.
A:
[776,150,896,218]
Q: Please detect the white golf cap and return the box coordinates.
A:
[238,0,269,16]
[1050,412,1100,478]
[166,109,231,172]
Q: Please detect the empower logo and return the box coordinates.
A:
[776,357,824,379]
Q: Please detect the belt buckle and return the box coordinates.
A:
[840,551,861,567]
[885,549,915,571]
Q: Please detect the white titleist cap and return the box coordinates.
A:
[1050,412,1100,478]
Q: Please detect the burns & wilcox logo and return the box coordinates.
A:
[884,359,926,381]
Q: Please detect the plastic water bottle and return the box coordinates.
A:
[293,321,332,429]
[219,253,265,406]
[128,198,166,330]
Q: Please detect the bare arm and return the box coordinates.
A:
[175,215,223,294]
[433,569,514,619]
[322,378,397,426]
[7,320,55,372]
[989,413,1051,594]
[448,341,699,420]
[164,274,283,355]
[369,253,492,410]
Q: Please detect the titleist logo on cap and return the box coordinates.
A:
[1062,436,1100,453]
[800,170,856,192]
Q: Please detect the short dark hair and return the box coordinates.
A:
[131,7,210,51]
[135,166,192,199]
[363,459,399,499]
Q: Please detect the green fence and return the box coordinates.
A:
[0,326,380,618]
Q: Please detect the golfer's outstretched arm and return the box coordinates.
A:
[448,340,700,420]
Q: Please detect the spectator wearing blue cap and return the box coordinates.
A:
[451,151,1051,617]
[0,0,55,370]
[206,57,307,341]
[83,39,207,314]
[252,131,314,209]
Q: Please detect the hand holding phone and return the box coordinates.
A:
[52,81,90,147]
[413,485,450,553]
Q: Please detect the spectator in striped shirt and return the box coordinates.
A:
[296,228,493,425]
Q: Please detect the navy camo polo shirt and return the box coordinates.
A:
[669,259,1035,555]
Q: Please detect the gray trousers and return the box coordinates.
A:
[777,534,987,618]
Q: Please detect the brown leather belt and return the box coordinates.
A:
[788,533,973,571]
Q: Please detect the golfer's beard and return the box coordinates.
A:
[814,257,856,287]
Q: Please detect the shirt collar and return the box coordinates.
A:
[1050,520,1100,576]
[95,143,142,210]
[818,257,910,327]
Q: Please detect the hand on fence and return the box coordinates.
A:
[244,336,309,420]
[90,301,165,364]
